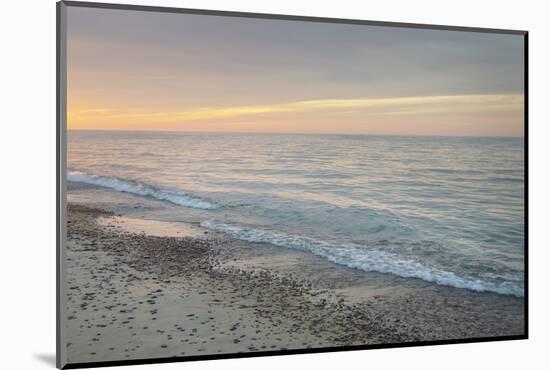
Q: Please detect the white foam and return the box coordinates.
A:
[68,171,218,210]
[201,220,524,297]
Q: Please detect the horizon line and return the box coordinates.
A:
[67,128,525,139]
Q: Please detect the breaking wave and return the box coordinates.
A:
[68,171,218,210]
[201,220,524,297]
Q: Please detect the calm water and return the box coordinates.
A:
[68,131,525,297]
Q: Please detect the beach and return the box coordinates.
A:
[65,200,525,364]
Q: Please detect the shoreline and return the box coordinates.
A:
[65,202,525,364]
[66,204,406,363]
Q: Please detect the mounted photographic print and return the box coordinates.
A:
[56,1,528,368]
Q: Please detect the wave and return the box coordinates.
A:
[200,220,524,297]
[488,177,524,184]
[68,171,218,210]
[423,168,485,175]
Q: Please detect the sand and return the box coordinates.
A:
[65,203,525,365]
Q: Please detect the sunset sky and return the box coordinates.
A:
[67,7,525,136]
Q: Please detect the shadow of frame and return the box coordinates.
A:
[34,353,56,367]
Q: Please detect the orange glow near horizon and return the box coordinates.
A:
[67,94,524,136]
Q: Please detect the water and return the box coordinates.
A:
[68,131,525,297]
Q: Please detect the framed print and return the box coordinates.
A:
[57,1,528,368]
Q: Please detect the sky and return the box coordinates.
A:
[67,7,525,136]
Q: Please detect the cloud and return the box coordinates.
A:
[68,94,523,127]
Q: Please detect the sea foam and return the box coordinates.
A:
[68,171,218,210]
[200,220,524,297]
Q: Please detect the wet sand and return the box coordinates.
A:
[65,203,525,364]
